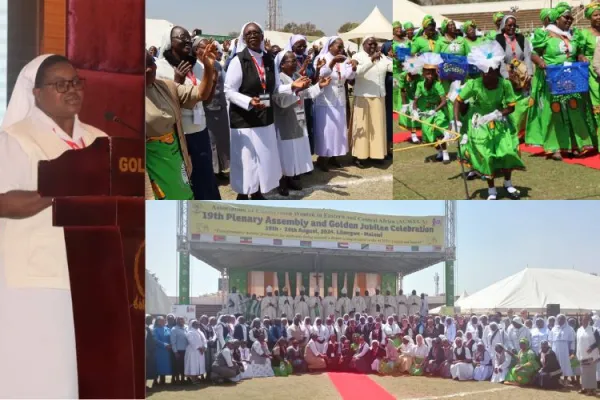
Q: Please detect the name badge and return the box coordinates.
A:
[295,105,306,122]
[259,93,271,108]
[193,104,205,124]
[330,353,335,357]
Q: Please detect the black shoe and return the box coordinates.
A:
[216,172,229,181]
[250,192,267,200]
[329,157,343,168]
[353,159,366,169]
[317,157,329,172]
[288,178,302,191]
[236,194,249,200]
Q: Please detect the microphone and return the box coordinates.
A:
[104,111,141,135]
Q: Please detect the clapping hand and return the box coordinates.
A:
[292,76,312,91]
[174,61,192,84]
[316,58,327,70]
[264,39,272,52]
[201,40,218,65]
[371,51,382,62]
[250,97,266,110]
[223,40,231,53]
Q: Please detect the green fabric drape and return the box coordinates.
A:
[289,272,298,297]
[228,268,248,295]
[277,271,286,293]
[381,273,397,294]
[337,272,346,298]
[347,273,355,299]
[324,271,333,295]
[301,272,310,294]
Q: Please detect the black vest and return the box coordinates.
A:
[454,347,467,361]
[229,48,276,129]
[495,33,525,58]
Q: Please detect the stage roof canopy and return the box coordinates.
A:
[340,6,392,41]
[190,242,446,275]
[455,268,600,314]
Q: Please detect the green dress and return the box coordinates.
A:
[574,28,600,145]
[398,72,422,130]
[435,35,468,120]
[464,37,484,53]
[411,34,441,56]
[525,30,596,153]
[505,348,540,385]
[393,39,412,112]
[409,356,426,376]
[146,134,194,200]
[414,80,449,143]
[458,77,525,178]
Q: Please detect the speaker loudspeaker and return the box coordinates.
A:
[546,304,560,316]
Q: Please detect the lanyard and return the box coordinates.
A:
[336,63,342,81]
[53,128,85,150]
[251,56,266,92]
[505,34,517,59]
[187,71,197,86]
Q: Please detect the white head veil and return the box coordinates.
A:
[499,15,516,33]
[285,34,308,54]
[2,54,52,130]
[360,35,377,53]
[314,36,341,67]
[157,27,174,59]
[236,22,266,54]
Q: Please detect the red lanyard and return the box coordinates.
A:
[187,71,197,86]
[53,128,85,150]
[251,56,266,91]
[504,34,517,59]
[336,63,342,81]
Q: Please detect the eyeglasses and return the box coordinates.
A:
[171,35,192,44]
[43,78,86,93]
[244,30,262,38]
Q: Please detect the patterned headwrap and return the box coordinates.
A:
[422,15,435,29]
[549,2,572,22]
[493,12,505,23]
[540,8,551,22]
[393,21,402,28]
[462,20,475,34]
[404,22,415,30]
[585,1,600,19]
[519,337,530,347]
[440,20,451,34]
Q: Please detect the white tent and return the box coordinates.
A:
[392,0,450,27]
[456,268,600,314]
[146,270,172,315]
[263,30,294,48]
[146,19,174,52]
[310,36,359,54]
[339,6,392,41]
[428,290,468,314]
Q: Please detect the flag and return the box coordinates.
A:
[213,235,226,242]
[386,245,393,252]
[300,240,312,247]
[361,243,369,250]
[433,245,442,251]
[411,246,419,251]
[273,239,282,246]
[337,242,349,249]
[240,237,252,244]
[191,234,200,240]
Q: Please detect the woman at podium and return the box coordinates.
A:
[0,54,107,398]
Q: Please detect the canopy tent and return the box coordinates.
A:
[428,289,468,314]
[392,0,451,28]
[146,19,174,53]
[339,6,392,41]
[310,36,359,54]
[146,269,172,315]
[456,268,600,314]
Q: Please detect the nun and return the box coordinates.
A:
[313,36,357,171]
[224,22,308,199]
[273,49,328,196]
[155,26,220,200]
[0,55,107,398]
[350,36,393,168]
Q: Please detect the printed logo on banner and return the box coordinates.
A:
[273,239,282,245]
[213,235,226,242]
[361,244,369,250]
[432,218,442,226]
[386,245,394,251]
[191,234,201,240]
[300,240,312,247]
[240,237,252,244]
[411,246,419,251]
[338,242,349,249]
[433,245,443,251]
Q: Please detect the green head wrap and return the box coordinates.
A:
[584,1,600,19]
[422,15,435,29]
[493,12,505,23]
[519,338,530,347]
[462,20,475,34]
[404,22,415,30]
[549,2,572,22]
[393,21,402,28]
[540,8,551,22]
[440,20,450,34]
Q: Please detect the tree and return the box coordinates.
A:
[281,22,325,37]
[227,31,239,38]
[338,22,360,33]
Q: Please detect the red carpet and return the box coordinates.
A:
[519,144,600,170]
[327,372,395,400]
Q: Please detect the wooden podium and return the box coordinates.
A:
[38,137,145,399]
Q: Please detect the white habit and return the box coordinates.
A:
[549,322,575,377]
[396,294,408,316]
[370,293,385,315]
[307,295,324,320]
[184,329,207,376]
[351,294,367,314]
[294,294,310,318]
[322,293,337,318]
[260,294,278,319]
[278,294,294,317]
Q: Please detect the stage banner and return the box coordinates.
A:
[445,261,455,306]
[189,202,444,250]
[178,252,190,304]
[228,268,248,295]
[381,273,397,295]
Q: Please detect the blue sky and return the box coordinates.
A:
[146,0,392,36]
[146,201,600,297]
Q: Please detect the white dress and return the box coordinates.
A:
[248,341,274,378]
[472,350,494,381]
[450,347,474,380]
[550,324,575,377]
[322,295,337,318]
[224,49,293,194]
[0,111,105,399]
[184,329,207,376]
[313,55,356,157]
[491,351,512,383]
[274,73,319,177]
[294,295,310,317]
[396,295,408,316]
[278,295,294,318]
